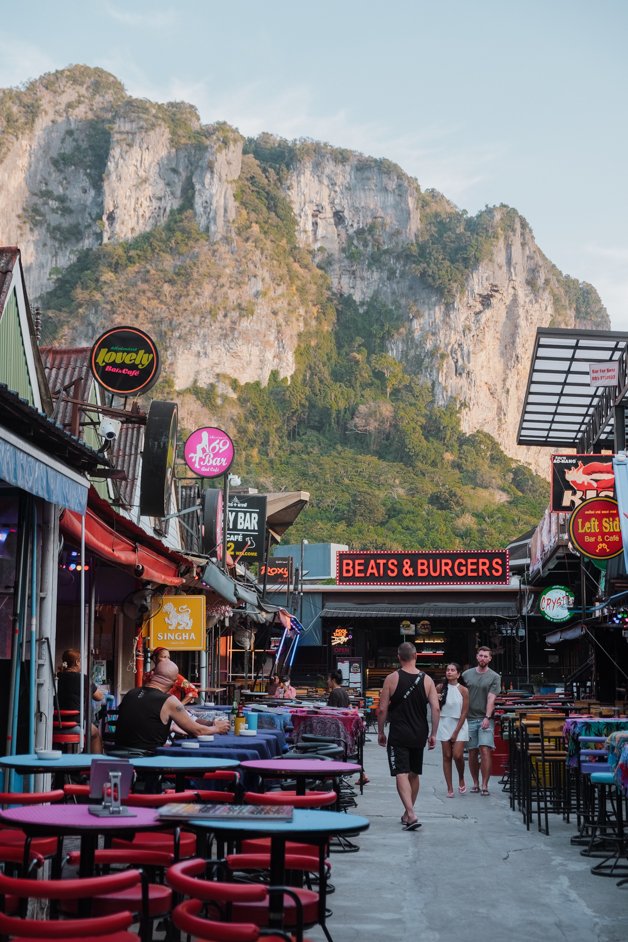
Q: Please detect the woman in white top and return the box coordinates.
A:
[436,663,469,797]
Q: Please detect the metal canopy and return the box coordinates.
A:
[320,601,519,619]
[517,328,628,451]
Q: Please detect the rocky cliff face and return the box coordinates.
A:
[0,67,609,475]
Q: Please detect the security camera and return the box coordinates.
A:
[99,417,121,442]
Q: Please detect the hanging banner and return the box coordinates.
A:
[568,496,622,561]
[612,454,628,574]
[183,427,235,478]
[149,595,206,650]
[550,454,614,512]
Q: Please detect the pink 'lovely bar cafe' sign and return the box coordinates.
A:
[184,427,235,478]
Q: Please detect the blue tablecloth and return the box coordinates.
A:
[251,710,293,734]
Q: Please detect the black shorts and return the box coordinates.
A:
[387,743,425,776]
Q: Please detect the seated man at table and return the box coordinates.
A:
[114,660,229,753]
[327,670,350,708]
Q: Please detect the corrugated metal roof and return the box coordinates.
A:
[109,421,143,508]
[0,247,19,313]
[0,383,108,472]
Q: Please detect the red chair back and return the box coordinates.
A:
[166,859,267,903]
[0,791,64,807]
[0,868,141,901]
[0,909,138,939]
[126,790,198,807]
[244,790,337,808]
[172,898,260,942]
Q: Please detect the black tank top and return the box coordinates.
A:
[114,687,172,751]
[388,670,428,747]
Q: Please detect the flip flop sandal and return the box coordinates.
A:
[459,784,467,794]
[470,785,481,793]
[481,789,490,796]
[447,790,455,798]
[403,820,421,831]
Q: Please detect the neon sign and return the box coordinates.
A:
[331,628,352,646]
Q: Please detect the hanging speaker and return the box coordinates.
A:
[139,401,178,517]
[201,488,223,556]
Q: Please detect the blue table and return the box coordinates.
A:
[131,755,239,791]
[174,733,276,760]
[186,808,369,932]
[0,753,240,793]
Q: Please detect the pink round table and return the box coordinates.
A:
[0,803,163,876]
[240,758,361,796]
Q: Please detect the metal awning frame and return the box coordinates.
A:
[320,602,520,619]
[517,328,628,452]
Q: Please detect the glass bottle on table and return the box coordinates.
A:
[231,697,238,732]
[234,701,246,735]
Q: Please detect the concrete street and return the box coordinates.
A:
[308,736,628,942]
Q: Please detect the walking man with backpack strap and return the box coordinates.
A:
[378,641,440,830]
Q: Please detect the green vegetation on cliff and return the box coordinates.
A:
[216,288,549,549]
[37,134,552,551]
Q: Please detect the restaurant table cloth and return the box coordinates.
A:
[174,733,277,759]
[290,711,365,755]
[613,744,628,792]
[563,717,628,766]
[250,710,294,734]
[607,730,628,770]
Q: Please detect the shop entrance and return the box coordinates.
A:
[324,616,527,692]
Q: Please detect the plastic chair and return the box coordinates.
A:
[172,897,312,942]
[239,791,336,861]
[0,910,139,941]
[111,791,205,860]
[0,792,65,872]
[0,869,143,940]
[167,858,318,942]
[52,710,81,752]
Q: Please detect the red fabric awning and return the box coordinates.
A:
[60,492,186,586]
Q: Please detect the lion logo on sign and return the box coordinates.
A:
[162,602,193,632]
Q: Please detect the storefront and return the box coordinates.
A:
[268,546,524,692]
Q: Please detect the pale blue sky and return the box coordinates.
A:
[2,0,627,327]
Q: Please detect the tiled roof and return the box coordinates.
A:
[40,346,146,508]
[41,347,94,434]
[109,420,143,508]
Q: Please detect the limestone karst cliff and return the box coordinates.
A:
[0,66,609,480]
